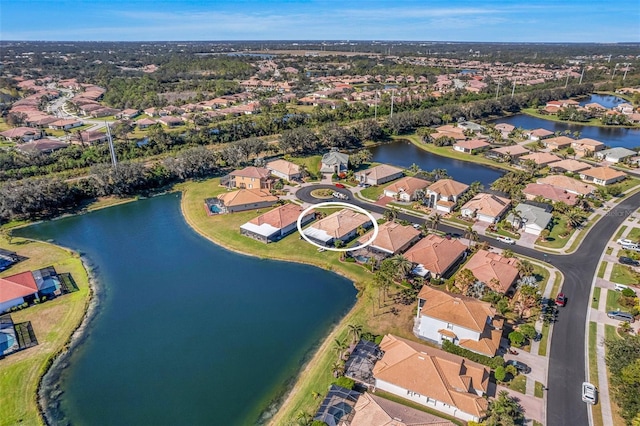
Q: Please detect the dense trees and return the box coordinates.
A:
[606,334,640,424]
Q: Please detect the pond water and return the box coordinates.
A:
[577,93,627,109]
[17,194,356,425]
[369,139,504,186]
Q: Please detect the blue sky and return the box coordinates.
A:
[1,0,638,42]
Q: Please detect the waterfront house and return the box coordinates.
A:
[157,116,184,127]
[463,249,520,294]
[453,139,490,154]
[351,392,454,426]
[214,189,278,214]
[404,234,467,279]
[240,204,315,243]
[460,193,511,224]
[522,183,578,206]
[594,147,637,164]
[525,128,553,140]
[383,177,431,202]
[0,267,62,313]
[548,159,592,174]
[519,152,562,167]
[487,145,530,162]
[506,203,553,235]
[579,167,626,186]
[354,164,404,186]
[48,119,82,131]
[537,175,596,196]
[372,334,490,422]
[415,286,503,357]
[320,150,349,174]
[494,123,515,139]
[313,385,361,426]
[227,167,274,190]
[425,179,469,213]
[572,138,604,155]
[357,221,421,256]
[543,136,573,151]
[0,314,37,357]
[302,209,372,247]
[265,159,301,181]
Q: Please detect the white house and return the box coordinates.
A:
[0,271,40,313]
[460,193,511,223]
[594,147,637,164]
[240,203,315,243]
[383,177,430,202]
[266,159,301,181]
[425,179,469,213]
[506,203,553,236]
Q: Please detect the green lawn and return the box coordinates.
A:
[597,261,607,279]
[534,381,544,398]
[536,216,571,249]
[588,322,604,426]
[567,214,601,253]
[605,324,621,341]
[627,227,640,242]
[360,185,385,201]
[615,177,640,195]
[610,264,639,285]
[614,226,628,242]
[0,235,90,426]
[592,287,602,308]
[606,290,623,312]
[289,155,322,175]
[606,247,613,255]
[507,374,527,394]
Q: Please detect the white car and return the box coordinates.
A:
[582,382,597,404]
[496,236,516,245]
[618,238,635,245]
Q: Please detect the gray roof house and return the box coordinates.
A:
[320,150,349,173]
[506,203,553,236]
[595,147,637,163]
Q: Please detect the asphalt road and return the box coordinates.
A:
[297,184,640,426]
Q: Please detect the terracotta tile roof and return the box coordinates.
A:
[417,286,496,332]
[580,166,626,181]
[358,222,420,254]
[0,271,39,304]
[461,193,510,218]
[490,145,530,156]
[230,166,271,179]
[248,203,308,229]
[463,249,519,294]
[355,164,403,181]
[351,392,455,426]
[529,128,553,138]
[537,175,596,195]
[373,335,489,418]
[384,177,430,195]
[523,183,578,205]
[217,189,278,207]
[404,235,466,275]
[427,179,469,198]
[454,139,490,150]
[458,326,503,357]
[266,159,300,177]
[520,152,562,165]
[548,159,591,172]
[543,136,573,148]
[309,209,371,240]
[573,138,604,148]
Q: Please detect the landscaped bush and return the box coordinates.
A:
[333,376,355,390]
[494,366,506,382]
[509,331,525,347]
[442,340,504,369]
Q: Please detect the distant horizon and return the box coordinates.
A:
[2,40,640,45]
[1,1,638,43]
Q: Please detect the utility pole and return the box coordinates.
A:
[623,63,630,81]
[511,80,516,98]
[612,63,619,79]
[374,90,378,120]
[564,74,570,88]
[106,122,118,167]
[495,80,501,100]
[579,68,585,85]
[390,89,395,119]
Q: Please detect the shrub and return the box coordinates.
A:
[509,331,525,347]
[312,421,329,426]
[333,376,355,390]
[442,340,504,369]
[622,288,637,298]
[494,366,506,382]
[505,364,518,377]
[519,324,538,341]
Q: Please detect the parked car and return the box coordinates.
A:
[617,238,634,245]
[555,293,567,307]
[582,382,597,404]
[496,236,516,245]
[506,360,531,374]
[607,311,635,323]
[614,283,631,292]
[619,256,640,266]
[335,183,346,189]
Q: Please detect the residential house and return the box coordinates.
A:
[313,385,361,426]
[0,267,62,313]
[460,193,511,223]
[430,124,466,142]
[157,116,184,127]
[572,138,604,155]
[240,203,315,243]
[453,139,490,154]
[118,109,140,119]
[526,128,553,140]
[228,167,274,190]
[373,334,490,422]
[0,127,43,142]
[16,139,69,155]
[265,159,301,181]
[548,159,592,174]
[48,119,82,130]
[519,152,562,167]
[136,118,157,129]
[213,189,278,213]
[487,145,530,162]
[358,221,421,256]
[303,209,372,247]
[463,249,520,294]
[543,136,573,151]
[320,150,349,173]
[579,167,626,186]
[350,392,456,426]
[383,177,431,202]
[354,164,404,186]
[506,203,553,235]
[594,147,637,164]
[494,123,515,139]
[404,234,467,279]
[425,179,469,213]
[537,175,596,196]
[74,131,109,145]
[522,183,579,206]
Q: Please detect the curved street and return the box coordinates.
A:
[296,184,640,426]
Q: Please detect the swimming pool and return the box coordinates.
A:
[0,331,17,356]
[209,204,223,214]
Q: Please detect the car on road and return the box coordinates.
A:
[335,183,346,189]
[506,360,531,374]
[582,382,597,404]
[555,293,567,307]
[619,256,640,266]
[607,311,635,323]
[496,236,516,245]
[412,223,421,229]
[332,192,349,200]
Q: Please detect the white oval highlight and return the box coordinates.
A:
[296,201,379,252]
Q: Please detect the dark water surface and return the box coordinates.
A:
[17,194,356,425]
[369,139,504,186]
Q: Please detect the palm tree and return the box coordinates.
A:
[383,207,398,222]
[295,411,313,426]
[485,390,525,426]
[347,324,363,345]
[566,209,586,230]
[331,361,345,378]
[517,259,535,277]
[333,338,348,360]
[390,254,413,282]
[454,269,477,295]
[431,213,442,230]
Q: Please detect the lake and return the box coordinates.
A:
[494,94,640,149]
[369,139,504,186]
[17,194,356,425]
